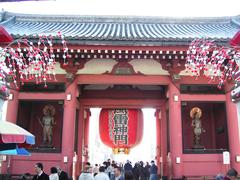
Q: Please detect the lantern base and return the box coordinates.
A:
[112,148,130,154]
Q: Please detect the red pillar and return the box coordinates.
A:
[168,82,183,178]
[76,104,84,176]
[155,109,161,174]
[160,104,168,177]
[1,90,19,173]
[6,90,19,123]
[83,109,91,163]
[225,92,240,171]
[61,80,78,175]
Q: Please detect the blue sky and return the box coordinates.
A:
[0,0,240,17]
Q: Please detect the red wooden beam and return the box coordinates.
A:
[180,94,226,101]
[0,25,13,43]
[80,98,166,108]
[230,30,240,46]
[77,74,170,85]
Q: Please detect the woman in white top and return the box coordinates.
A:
[94,166,109,180]
[49,167,59,180]
[79,166,94,180]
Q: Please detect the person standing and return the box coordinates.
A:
[32,162,49,180]
[149,161,158,180]
[133,162,140,180]
[92,164,99,177]
[113,166,124,180]
[124,160,133,172]
[56,167,69,180]
[94,166,109,180]
[19,173,31,180]
[139,161,146,180]
[124,171,135,180]
[223,168,238,180]
[49,167,59,180]
[144,162,150,180]
[78,166,94,180]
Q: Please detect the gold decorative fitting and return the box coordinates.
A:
[112,148,130,154]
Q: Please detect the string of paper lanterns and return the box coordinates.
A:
[0,32,69,91]
[185,38,240,88]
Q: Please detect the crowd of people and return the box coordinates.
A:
[215,168,238,180]
[19,161,239,180]
[78,160,239,180]
[78,159,158,180]
[20,162,69,180]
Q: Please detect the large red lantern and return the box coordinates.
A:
[99,108,143,154]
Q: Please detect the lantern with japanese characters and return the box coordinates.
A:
[99,108,143,154]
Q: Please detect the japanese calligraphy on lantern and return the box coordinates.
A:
[99,108,143,154]
[111,109,129,145]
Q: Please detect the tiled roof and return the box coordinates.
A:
[0,11,240,45]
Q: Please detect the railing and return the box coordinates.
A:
[184,176,215,180]
[184,148,228,154]
[172,176,215,180]
[0,174,33,180]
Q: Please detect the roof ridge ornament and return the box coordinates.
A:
[231,17,240,27]
[2,11,237,24]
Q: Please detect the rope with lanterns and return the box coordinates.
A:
[0,31,69,92]
[185,38,240,89]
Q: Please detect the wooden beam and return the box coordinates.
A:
[80,98,166,108]
[77,74,170,85]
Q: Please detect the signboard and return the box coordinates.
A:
[223,151,230,165]
[231,83,240,102]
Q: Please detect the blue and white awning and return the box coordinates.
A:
[0,146,30,156]
[0,120,35,146]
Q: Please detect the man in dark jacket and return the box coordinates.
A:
[57,167,69,180]
[124,160,133,172]
[223,168,238,180]
[149,161,158,180]
[144,162,151,180]
[32,162,49,180]
[113,166,124,180]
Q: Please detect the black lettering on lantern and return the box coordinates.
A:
[112,109,129,145]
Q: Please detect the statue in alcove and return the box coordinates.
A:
[190,107,205,149]
[38,105,56,146]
